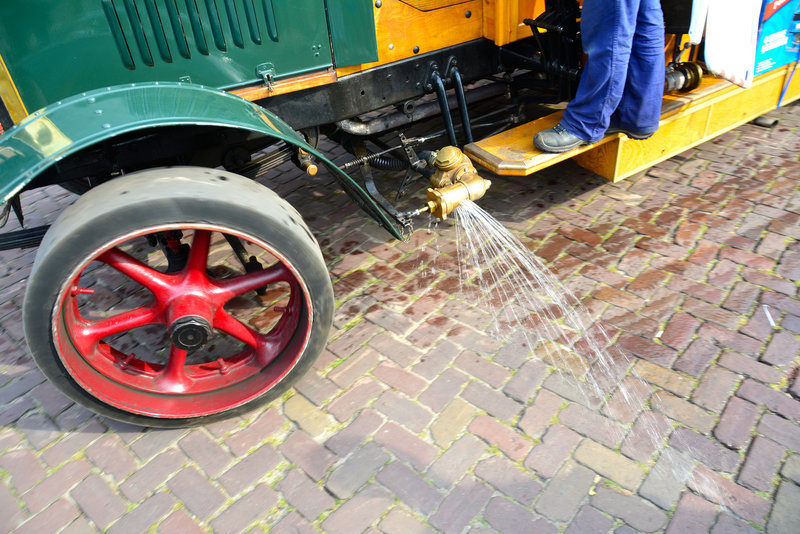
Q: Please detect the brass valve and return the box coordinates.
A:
[412,146,491,220]
[429,146,475,188]
[424,173,492,220]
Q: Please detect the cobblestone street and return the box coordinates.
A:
[1,102,800,533]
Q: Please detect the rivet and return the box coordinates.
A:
[413,46,420,54]
[375,0,382,7]
[102,123,111,129]
[389,43,394,50]
[465,10,472,18]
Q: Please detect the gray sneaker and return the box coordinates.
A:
[533,123,587,153]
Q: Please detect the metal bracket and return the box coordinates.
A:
[10,195,23,227]
[352,141,411,230]
[443,56,459,84]
[424,61,441,92]
[425,57,458,90]
[256,62,277,92]
[395,133,426,199]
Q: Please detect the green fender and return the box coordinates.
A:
[0,82,402,239]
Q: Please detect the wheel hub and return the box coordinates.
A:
[169,315,213,351]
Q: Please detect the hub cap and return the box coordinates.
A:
[169,316,213,352]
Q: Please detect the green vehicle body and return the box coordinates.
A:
[0,0,399,235]
[0,0,377,109]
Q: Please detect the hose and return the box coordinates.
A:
[369,155,409,171]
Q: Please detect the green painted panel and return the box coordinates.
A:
[326,0,379,67]
[0,0,333,112]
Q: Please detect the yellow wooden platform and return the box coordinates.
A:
[465,63,800,182]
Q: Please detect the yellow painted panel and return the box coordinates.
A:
[0,52,27,123]
[583,66,800,181]
[572,138,621,181]
[464,110,622,176]
[337,0,483,77]
[468,64,800,182]
[401,0,473,10]
[609,106,712,180]
[484,0,545,46]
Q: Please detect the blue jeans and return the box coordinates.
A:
[561,0,665,143]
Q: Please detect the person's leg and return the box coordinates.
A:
[610,0,665,135]
[560,0,641,142]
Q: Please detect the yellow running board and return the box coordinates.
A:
[465,64,800,182]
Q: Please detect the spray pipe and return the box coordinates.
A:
[406,146,492,220]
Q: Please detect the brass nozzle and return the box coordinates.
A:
[425,172,492,220]
[301,160,318,176]
[297,148,317,176]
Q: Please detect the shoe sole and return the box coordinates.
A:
[606,128,653,140]
[533,137,586,153]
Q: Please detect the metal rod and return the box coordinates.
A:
[0,225,49,251]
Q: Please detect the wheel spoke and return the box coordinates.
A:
[76,306,160,343]
[157,346,192,393]
[185,230,211,274]
[214,310,262,348]
[99,247,172,293]
[214,263,291,298]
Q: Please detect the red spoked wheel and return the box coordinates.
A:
[24,168,333,427]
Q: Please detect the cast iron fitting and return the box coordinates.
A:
[425,172,491,220]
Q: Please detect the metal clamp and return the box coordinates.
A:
[256,62,276,92]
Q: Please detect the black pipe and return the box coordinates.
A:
[370,155,409,171]
[432,71,458,147]
[451,68,473,144]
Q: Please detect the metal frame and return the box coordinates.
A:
[258,39,503,130]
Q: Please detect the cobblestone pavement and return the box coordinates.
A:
[2,102,800,534]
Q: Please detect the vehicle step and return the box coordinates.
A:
[465,66,800,182]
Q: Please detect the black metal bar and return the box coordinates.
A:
[336,83,506,137]
[451,68,473,144]
[223,234,266,295]
[432,71,458,147]
[0,226,49,251]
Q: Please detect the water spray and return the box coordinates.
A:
[407,146,492,220]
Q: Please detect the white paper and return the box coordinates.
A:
[703,0,762,87]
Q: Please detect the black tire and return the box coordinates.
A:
[23,167,333,427]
